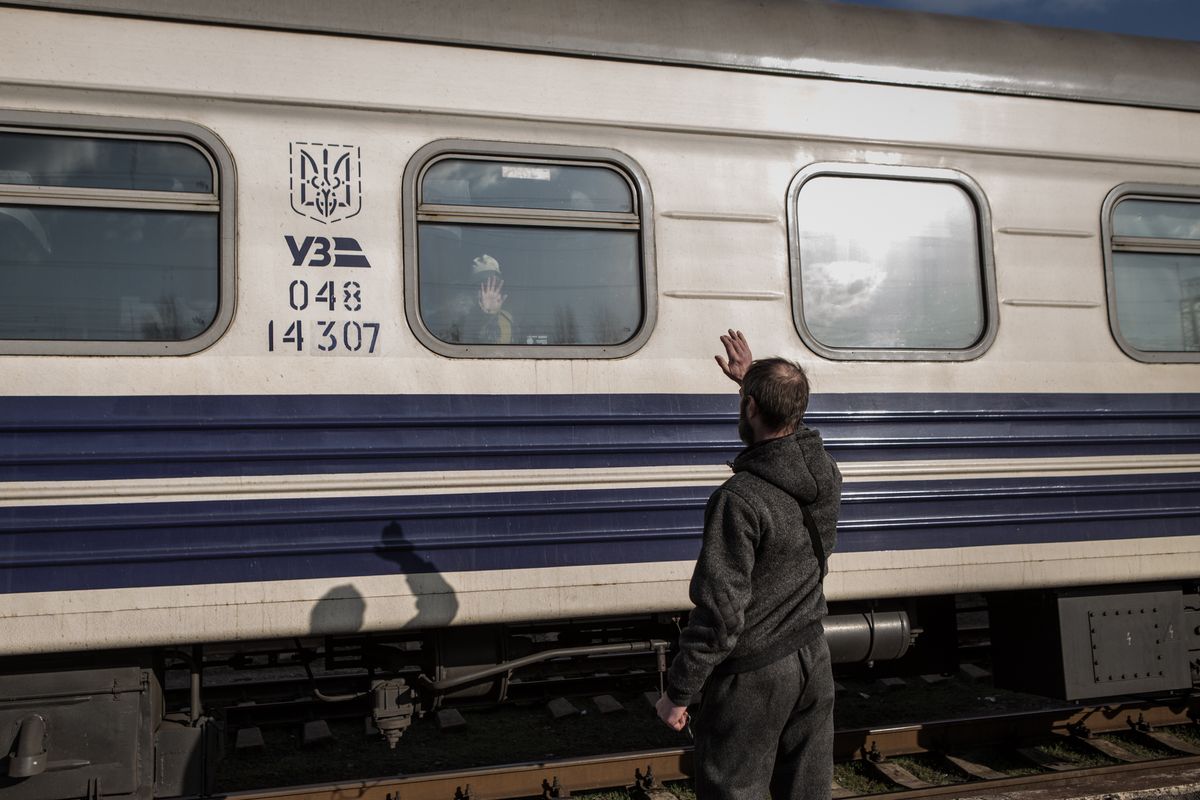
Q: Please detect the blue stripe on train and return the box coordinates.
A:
[3,471,1198,594]
[2,392,1200,482]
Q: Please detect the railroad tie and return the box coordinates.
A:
[437,708,467,731]
[234,726,265,750]
[1134,728,1200,755]
[547,697,580,719]
[1016,746,1075,771]
[865,758,935,789]
[942,753,1009,781]
[1073,735,1152,763]
[301,719,332,746]
[958,663,992,683]
[592,695,625,714]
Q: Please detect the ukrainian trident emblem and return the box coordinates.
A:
[290,142,362,224]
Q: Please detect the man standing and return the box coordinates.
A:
[657,330,842,800]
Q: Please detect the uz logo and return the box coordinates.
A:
[286,236,372,268]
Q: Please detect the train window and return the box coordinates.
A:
[0,113,235,355]
[786,163,997,361]
[404,141,657,358]
[0,206,218,342]
[422,159,633,213]
[1103,185,1200,362]
[0,131,213,192]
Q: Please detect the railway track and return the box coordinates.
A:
[219,697,1200,800]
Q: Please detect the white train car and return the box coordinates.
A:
[1,1,1198,797]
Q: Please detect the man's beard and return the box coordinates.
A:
[738,402,754,446]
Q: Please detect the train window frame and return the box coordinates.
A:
[402,139,657,359]
[1102,183,1200,363]
[786,162,998,362]
[0,110,235,356]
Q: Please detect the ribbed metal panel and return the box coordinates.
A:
[3,473,1199,593]
[2,393,1199,594]
[2,393,1199,481]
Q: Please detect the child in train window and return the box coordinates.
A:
[438,253,514,345]
[419,224,642,348]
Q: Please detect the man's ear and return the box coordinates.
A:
[744,394,759,420]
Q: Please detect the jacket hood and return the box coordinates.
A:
[731,425,832,504]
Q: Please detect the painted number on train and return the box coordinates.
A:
[288,280,362,312]
[269,270,378,354]
[267,320,380,353]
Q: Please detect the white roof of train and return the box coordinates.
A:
[5,0,1200,111]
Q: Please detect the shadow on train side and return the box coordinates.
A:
[378,520,461,629]
[308,584,366,635]
[306,521,460,636]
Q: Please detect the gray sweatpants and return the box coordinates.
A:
[692,636,835,800]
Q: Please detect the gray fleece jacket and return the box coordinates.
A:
[666,425,842,706]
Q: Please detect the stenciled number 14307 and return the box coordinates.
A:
[268,320,380,353]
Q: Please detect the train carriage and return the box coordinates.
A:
[0,2,1198,798]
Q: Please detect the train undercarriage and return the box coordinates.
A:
[2,584,1197,800]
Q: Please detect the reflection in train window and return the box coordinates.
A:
[405,142,656,358]
[422,159,633,212]
[787,164,996,361]
[0,117,233,355]
[0,206,218,341]
[1106,189,1200,361]
[0,131,214,192]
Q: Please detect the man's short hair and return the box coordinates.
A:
[742,358,809,432]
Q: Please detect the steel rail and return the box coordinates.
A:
[217,698,1200,800]
[853,756,1200,800]
[219,747,692,800]
[837,697,1200,760]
